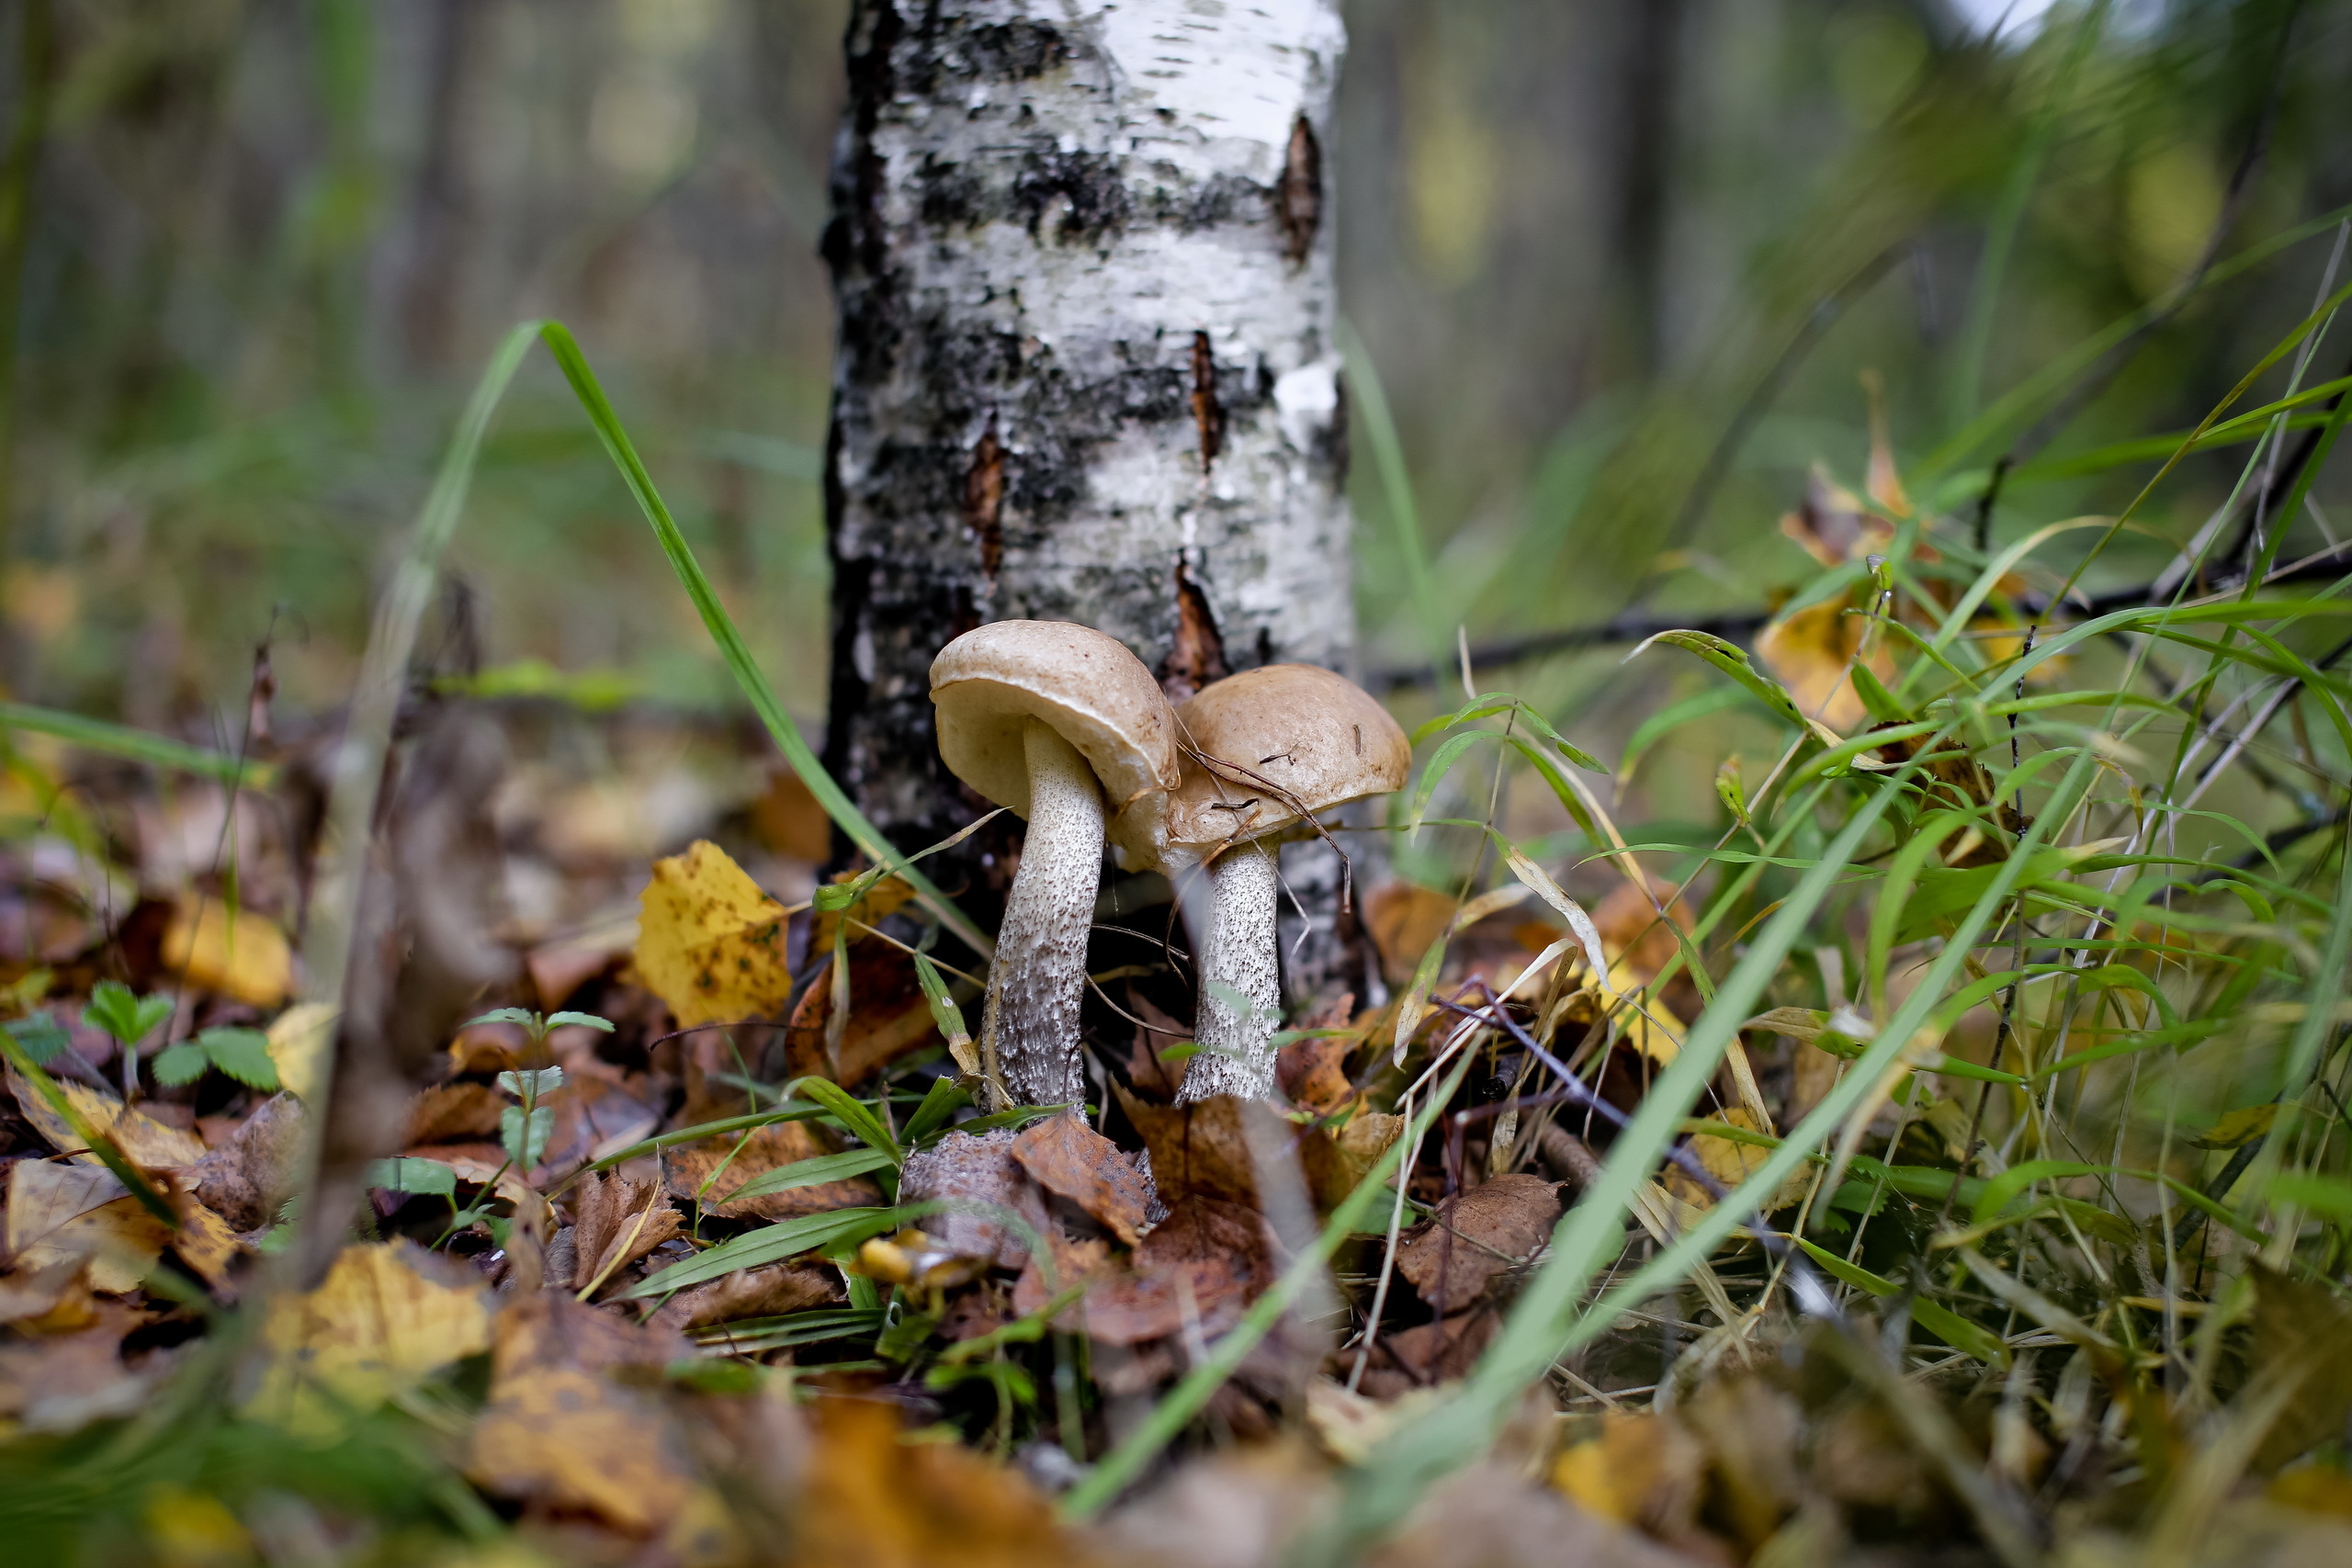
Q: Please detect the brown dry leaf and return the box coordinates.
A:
[163,896,293,1008]
[1115,1087,1258,1208]
[751,766,833,862]
[652,1261,842,1334]
[1060,1197,1269,1346]
[783,934,942,1087]
[1354,1307,1499,1398]
[163,1181,243,1290]
[1779,464,1885,568]
[569,1168,684,1297]
[0,1307,164,1434]
[1396,1174,1562,1314]
[1591,880,1693,980]
[1663,1109,1806,1213]
[1012,1111,1157,1245]
[245,1240,492,1438]
[1756,596,1892,736]
[632,839,793,1028]
[2252,1264,2352,1472]
[784,1394,1074,1568]
[898,1128,1046,1269]
[1365,882,1459,988]
[663,1118,883,1222]
[7,1066,207,1170]
[537,1071,662,1170]
[187,1091,304,1231]
[1279,1034,1357,1117]
[6,1161,170,1294]
[1122,990,1192,1101]
[0,1259,98,1330]
[1551,1410,1708,1539]
[1300,1112,1404,1213]
[1683,1375,1805,1551]
[466,1292,699,1535]
[403,1081,506,1145]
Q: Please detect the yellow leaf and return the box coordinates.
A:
[1665,1108,1810,1214]
[245,1241,492,1438]
[6,1161,169,1293]
[164,897,293,1009]
[6,1066,207,1170]
[266,1002,337,1106]
[1755,597,1892,736]
[1551,1411,1704,1532]
[1607,962,1683,1066]
[2196,1102,2278,1150]
[632,840,793,1028]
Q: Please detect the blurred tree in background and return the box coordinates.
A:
[0,0,2344,833]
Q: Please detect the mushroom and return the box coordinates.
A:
[1114,664,1409,1103]
[931,621,1182,1108]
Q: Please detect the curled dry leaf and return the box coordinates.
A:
[187,1091,303,1231]
[1012,1110,1158,1245]
[1299,1111,1403,1213]
[663,1118,884,1222]
[632,839,793,1028]
[466,1292,699,1535]
[6,1160,168,1294]
[898,1127,1046,1269]
[1050,1197,1270,1347]
[162,896,294,1009]
[245,1241,492,1438]
[569,1169,684,1296]
[1279,1033,1357,1118]
[8,1066,207,1170]
[1396,1173,1562,1314]
[1115,1086,1258,1208]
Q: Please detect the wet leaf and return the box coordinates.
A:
[632,839,793,1028]
[244,1241,492,1438]
[1048,1197,1270,1346]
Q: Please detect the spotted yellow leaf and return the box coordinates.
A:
[632,840,793,1029]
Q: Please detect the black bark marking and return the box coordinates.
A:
[1158,554,1229,702]
[1278,115,1321,265]
[963,416,1005,578]
[1014,148,1127,243]
[1190,330,1223,473]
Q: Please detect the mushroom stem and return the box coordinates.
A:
[1177,843,1282,1102]
[979,717,1104,1108]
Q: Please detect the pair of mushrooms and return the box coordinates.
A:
[930,620,1408,1109]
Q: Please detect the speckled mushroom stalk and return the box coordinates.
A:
[931,621,1182,1111]
[979,719,1106,1108]
[1176,843,1283,1103]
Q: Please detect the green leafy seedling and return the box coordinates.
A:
[3,1010,70,1067]
[153,1027,280,1090]
[465,1007,614,1048]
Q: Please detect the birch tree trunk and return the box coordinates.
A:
[820,0,1360,995]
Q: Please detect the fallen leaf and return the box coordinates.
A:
[783,935,943,1087]
[163,1180,243,1290]
[1121,990,1191,1100]
[1012,1111,1158,1245]
[1396,1174,1562,1314]
[651,1260,842,1334]
[663,1118,884,1222]
[568,1168,684,1296]
[1550,1410,1707,1538]
[1300,1112,1404,1213]
[1590,881,1693,980]
[1664,1109,1806,1213]
[0,1308,164,1433]
[6,1160,169,1293]
[8,1066,207,1169]
[403,1081,507,1145]
[1778,464,1885,568]
[751,767,833,863]
[266,1002,337,1105]
[1279,1035,1357,1117]
[633,840,793,1028]
[1376,1457,1702,1568]
[2196,1102,2278,1150]
[1365,883,1459,988]
[466,1292,699,1534]
[187,1091,304,1231]
[898,1128,1046,1269]
[245,1240,492,1438]
[1305,1379,1445,1466]
[784,1394,1073,1568]
[1057,1197,1269,1346]
[1354,1306,1499,1398]
[162,896,293,1008]
[0,1258,98,1329]
[1682,1375,1805,1551]
[1756,596,1891,736]
[1115,1088,1258,1208]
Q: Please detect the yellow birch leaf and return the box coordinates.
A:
[1756,598,1891,736]
[632,840,793,1028]
[245,1241,492,1438]
[6,1066,206,1169]
[266,1002,338,1106]
[2195,1102,2278,1150]
[164,897,294,1008]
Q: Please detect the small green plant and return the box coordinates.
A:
[153,1027,279,1090]
[1,1011,69,1066]
[82,981,174,1099]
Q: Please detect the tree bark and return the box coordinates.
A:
[820,0,1357,944]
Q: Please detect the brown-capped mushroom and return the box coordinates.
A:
[1114,664,1409,1102]
[931,621,1181,1107]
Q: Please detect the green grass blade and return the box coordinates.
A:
[1340,315,1448,679]
[0,703,271,786]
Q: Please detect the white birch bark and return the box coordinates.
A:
[821,0,1357,920]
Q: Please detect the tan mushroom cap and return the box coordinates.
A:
[1114,663,1409,868]
[930,620,1182,820]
